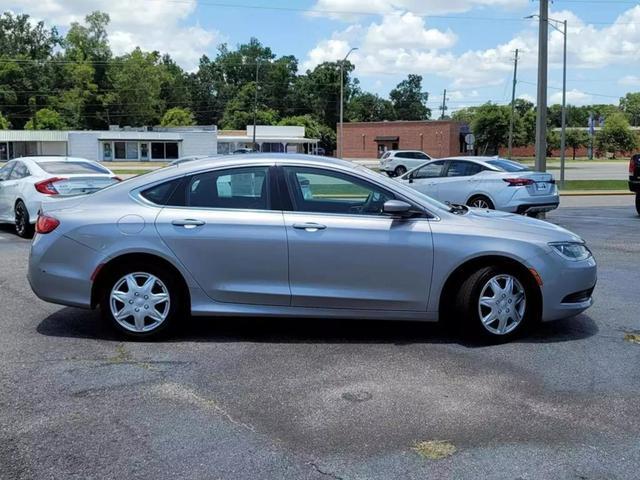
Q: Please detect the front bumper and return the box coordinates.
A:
[535,251,597,322]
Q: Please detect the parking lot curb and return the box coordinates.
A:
[559,191,633,196]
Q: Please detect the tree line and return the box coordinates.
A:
[0,11,431,152]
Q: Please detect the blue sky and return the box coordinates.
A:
[4,0,640,114]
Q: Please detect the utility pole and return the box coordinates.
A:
[440,89,447,120]
[508,49,519,158]
[338,47,358,158]
[559,19,568,185]
[534,0,549,172]
[252,61,259,151]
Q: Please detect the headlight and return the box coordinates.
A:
[549,242,592,261]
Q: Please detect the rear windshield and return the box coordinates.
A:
[37,161,110,175]
[486,159,530,172]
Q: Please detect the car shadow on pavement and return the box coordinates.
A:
[36,307,598,347]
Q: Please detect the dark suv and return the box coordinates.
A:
[630,154,640,215]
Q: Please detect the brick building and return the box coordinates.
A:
[340,120,467,159]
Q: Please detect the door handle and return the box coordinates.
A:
[292,222,326,232]
[171,219,205,229]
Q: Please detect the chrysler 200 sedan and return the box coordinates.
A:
[28,154,596,341]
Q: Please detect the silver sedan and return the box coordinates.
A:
[28,154,596,341]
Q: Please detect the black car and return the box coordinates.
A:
[629,153,640,215]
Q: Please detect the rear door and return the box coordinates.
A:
[154,165,290,306]
[280,165,433,311]
[437,160,486,204]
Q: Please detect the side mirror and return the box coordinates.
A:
[383,199,413,217]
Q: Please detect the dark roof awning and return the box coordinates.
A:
[375,135,399,141]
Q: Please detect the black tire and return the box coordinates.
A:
[15,200,34,238]
[467,195,495,210]
[453,266,537,342]
[394,165,407,177]
[100,262,185,339]
[636,194,640,216]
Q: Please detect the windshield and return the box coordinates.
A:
[37,161,111,175]
[486,159,530,172]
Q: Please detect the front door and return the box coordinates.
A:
[280,166,433,311]
[155,165,290,306]
[435,160,484,204]
[405,160,447,201]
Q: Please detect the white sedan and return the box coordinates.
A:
[0,156,120,237]
[397,156,559,214]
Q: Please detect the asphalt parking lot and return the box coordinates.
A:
[1,197,639,480]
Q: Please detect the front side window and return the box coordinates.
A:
[0,161,15,180]
[187,167,269,210]
[413,160,445,179]
[283,167,394,216]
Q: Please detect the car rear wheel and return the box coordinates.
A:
[100,263,183,339]
[467,195,495,210]
[636,194,640,215]
[454,266,535,341]
[15,201,34,238]
[394,165,407,177]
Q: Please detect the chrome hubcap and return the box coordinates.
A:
[471,199,489,209]
[15,205,26,234]
[110,272,170,333]
[478,274,526,335]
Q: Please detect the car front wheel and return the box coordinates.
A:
[100,263,183,339]
[15,201,34,238]
[394,165,407,177]
[454,266,536,341]
[467,195,495,210]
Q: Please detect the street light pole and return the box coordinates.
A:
[252,61,259,150]
[508,48,519,158]
[339,47,358,158]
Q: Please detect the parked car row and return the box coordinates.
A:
[629,153,640,214]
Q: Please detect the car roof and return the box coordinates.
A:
[175,153,353,171]
[387,150,428,154]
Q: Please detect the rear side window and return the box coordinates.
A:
[140,178,184,206]
[9,161,29,179]
[37,161,110,175]
[186,167,269,210]
[486,159,529,172]
[0,162,13,180]
[446,161,484,177]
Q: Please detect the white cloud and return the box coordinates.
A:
[517,93,535,103]
[0,0,220,70]
[303,4,640,91]
[549,89,592,106]
[308,0,528,21]
[619,75,640,87]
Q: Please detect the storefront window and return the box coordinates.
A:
[151,142,164,159]
[103,142,112,161]
[126,141,138,160]
[140,143,149,161]
[114,142,126,160]
[165,142,178,159]
[151,142,179,160]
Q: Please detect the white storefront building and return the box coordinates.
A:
[218,126,319,154]
[0,126,218,162]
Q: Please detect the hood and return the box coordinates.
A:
[459,207,583,244]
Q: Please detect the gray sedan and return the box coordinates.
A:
[28,154,596,341]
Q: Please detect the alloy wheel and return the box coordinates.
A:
[110,272,170,333]
[477,274,526,335]
[471,198,490,209]
[15,203,27,236]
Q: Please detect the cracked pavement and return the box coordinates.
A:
[1,199,639,479]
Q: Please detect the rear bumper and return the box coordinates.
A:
[629,177,640,193]
[516,202,560,214]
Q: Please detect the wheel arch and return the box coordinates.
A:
[91,252,191,310]
[465,191,496,206]
[438,254,542,323]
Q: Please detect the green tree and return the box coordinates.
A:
[64,11,111,62]
[389,74,430,120]
[278,114,336,153]
[564,129,589,159]
[595,112,639,158]
[347,92,396,122]
[0,112,9,129]
[24,108,66,130]
[546,130,560,156]
[160,107,195,126]
[220,82,279,129]
[470,103,511,154]
[104,48,166,126]
[0,12,61,59]
[620,92,640,126]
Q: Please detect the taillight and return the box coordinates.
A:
[503,178,535,187]
[630,158,636,175]
[34,177,67,195]
[35,214,60,234]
